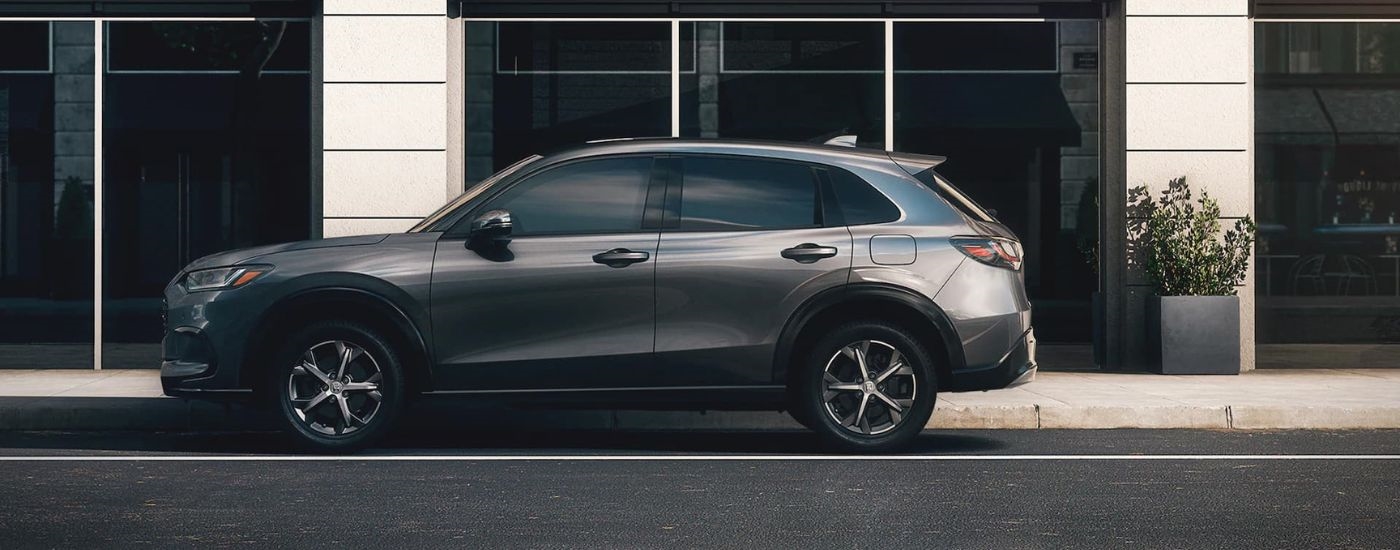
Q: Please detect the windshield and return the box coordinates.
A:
[409,154,543,232]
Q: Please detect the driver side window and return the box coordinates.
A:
[483,156,655,236]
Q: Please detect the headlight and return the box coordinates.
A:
[181,265,271,292]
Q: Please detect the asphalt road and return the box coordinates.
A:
[0,429,1397,549]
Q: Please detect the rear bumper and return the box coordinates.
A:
[945,328,1037,392]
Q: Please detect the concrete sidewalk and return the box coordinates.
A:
[0,369,1398,431]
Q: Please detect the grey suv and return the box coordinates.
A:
[161,139,1036,452]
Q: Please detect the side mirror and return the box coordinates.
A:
[468,209,512,247]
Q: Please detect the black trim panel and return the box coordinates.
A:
[1255,0,1400,19]
[459,1,1105,19]
[0,0,311,17]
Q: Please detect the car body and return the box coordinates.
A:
[161,138,1036,451]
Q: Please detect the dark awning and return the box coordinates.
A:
[894,73,1083,146]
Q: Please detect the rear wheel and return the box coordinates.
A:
[270,320,404,452]
[794,321,937,452]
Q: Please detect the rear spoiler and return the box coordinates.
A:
[886,151,947,176]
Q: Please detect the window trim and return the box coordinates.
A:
[665,152,831,233]
[445,153,665,239]
[0,21,53,74]
[493,21,697,75]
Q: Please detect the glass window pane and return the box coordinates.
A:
[829,168,900,225]
[895,22,1057,71]
[0,22,50,72]
[681,21,884,148]
[488,157,652,235]
[0,21,93,367]
[497,22,670,73]
[107,22,310,72]
[894,21,1099,344]
[466,21,671,185]
[722,22,881,72]
[102,21,311,368]
[1255,22,1400,354]
[679,156,818,230]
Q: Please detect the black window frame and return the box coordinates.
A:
[447,153,666,239]
[663,153,841,233]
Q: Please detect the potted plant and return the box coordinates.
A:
[1134,177,1255,375]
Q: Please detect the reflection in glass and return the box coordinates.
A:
[0,22,94,367]
[102,21,311,368]
[1255,22,1400,349]
[680,22,884,147]
[466,22,673,185]
[678,156,819,230]
[486,157,652,235]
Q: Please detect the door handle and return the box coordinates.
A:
[781,243,839,264]
[593,248,650,268]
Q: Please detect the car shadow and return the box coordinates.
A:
[0,427,1007,456]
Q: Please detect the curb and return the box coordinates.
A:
[2,397,1399,432]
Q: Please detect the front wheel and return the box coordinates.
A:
[794,321,937,452]
[270,320,405,452]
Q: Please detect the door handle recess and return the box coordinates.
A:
[593,248,650,268]
[781,243,838,263]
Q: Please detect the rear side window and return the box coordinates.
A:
[678,156,821,230]
[827,168,900,225]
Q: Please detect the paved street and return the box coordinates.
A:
[1,430,1396,549]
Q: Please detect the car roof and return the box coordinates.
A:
[537,137,946,173]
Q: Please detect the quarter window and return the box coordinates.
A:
[827,168,901,225]
[678,156,820,230]
[484,157,654,236]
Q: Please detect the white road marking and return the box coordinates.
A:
[0,454,1397,462]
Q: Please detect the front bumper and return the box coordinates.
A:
[159,282,262,399]
[945,328,1037,392]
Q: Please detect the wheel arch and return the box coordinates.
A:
[242,284,434,394]
[772,283,965,390]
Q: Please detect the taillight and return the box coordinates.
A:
[951,236,1023,271]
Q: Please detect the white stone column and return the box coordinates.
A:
[321,0,449,237]
[1121,0,1256,370]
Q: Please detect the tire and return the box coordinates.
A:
[793,320,938,453]
[269,320,405,453]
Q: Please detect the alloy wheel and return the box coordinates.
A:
[821,339,917,436]
[287,340,384,436]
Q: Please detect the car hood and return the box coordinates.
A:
[182,234,394,272]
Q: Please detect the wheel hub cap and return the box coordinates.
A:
[287,339,384,437]
[821,339,917,436]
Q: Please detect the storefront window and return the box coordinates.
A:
[465,21,674,184]
[680,21,884,147]
[0,22,94,367]
[894,21,1100,342]
[1255,22,1400,345]
[102,21,311,367]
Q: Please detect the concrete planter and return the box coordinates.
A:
[1147,295,1241,375]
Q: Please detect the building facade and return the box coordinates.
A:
[1,0,1398,371]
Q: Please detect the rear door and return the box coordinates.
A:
[653,155,853,386]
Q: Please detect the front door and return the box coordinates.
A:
[429,155,663,390]
[654,155,853,385]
